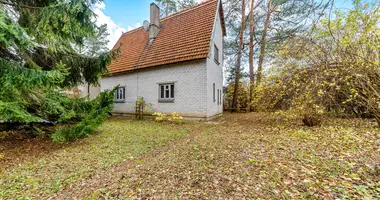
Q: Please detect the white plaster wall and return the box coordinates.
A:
[101,60,208,118]
[80,83,100,99]
[206,2,224,117]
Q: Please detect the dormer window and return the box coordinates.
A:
[214,44,219,65]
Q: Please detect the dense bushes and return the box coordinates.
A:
[229,2,380,126]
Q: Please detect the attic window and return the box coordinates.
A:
[214,44,219,65]
[115,86,126,102]
[159,83,174,102]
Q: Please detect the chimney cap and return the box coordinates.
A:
[150,3,159,8]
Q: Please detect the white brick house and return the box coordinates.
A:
[101,0,226,120]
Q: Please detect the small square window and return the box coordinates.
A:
[159,83,175,102]
[115,86,126,102]
[214,44,219,65]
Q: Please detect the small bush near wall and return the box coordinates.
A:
[152,112,183,124]
[168,112,183,124]
[153,112,166,122]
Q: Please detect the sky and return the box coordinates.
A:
[94,0,357,49]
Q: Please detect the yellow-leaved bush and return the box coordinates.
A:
[168,112,183,124]
[152,112,166,122]
[152,112,183,124]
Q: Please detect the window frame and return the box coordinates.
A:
[214,44,220,65]
[158,83,175,103]
[114,86,126,103]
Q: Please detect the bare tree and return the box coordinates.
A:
[231,0,246,112]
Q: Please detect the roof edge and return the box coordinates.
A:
[106,58,207,76]
[120,0,218,37]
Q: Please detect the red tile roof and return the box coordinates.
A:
[108,0,225,74]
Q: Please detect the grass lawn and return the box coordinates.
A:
[1,113,379,199]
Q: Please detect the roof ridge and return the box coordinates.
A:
[121,0,217,36]
[121,26,144,36]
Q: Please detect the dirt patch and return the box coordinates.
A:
[0,135,66,169]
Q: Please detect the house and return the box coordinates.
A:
[101,0,226,120]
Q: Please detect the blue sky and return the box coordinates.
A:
[102,0,151,30]
[96,0,357,49]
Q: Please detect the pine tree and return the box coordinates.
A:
[155,0,198,17]
[249,0,256,108]
[231,0,246,112]
[256,0,323,85]
[155,0,178,17]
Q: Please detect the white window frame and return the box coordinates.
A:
[159,83,175,102]
[115,86,126,102]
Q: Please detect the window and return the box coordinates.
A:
[159,83,174,102]
[219,89,222,105]
[214,44,219,65]
[213,83,216,103]
[115,86,125,102]
[217,89,220,105]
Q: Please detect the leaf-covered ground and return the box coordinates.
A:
[1,113,380,199]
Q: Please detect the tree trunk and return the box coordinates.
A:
[249,0,255,111]
[166,1,169,17]
[256,0,272,85]
[231,0,246,112]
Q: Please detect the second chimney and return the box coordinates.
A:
[149,3,160,40]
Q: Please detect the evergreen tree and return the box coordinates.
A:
[0,0,118,139]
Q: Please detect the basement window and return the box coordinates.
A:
[159,83,175,102]
[214,44,220,65]
[115,86,126,102]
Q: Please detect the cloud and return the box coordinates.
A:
[93,2,126,49]
[128,22,142,31]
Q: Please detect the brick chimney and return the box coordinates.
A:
[149,3,160,40]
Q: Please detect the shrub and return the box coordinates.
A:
[152,112,166,122]
[168,112,183,124]
[51,88,115,142]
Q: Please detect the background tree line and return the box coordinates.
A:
[223,0,380,126]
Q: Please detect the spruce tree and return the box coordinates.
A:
[0,0,118,139]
